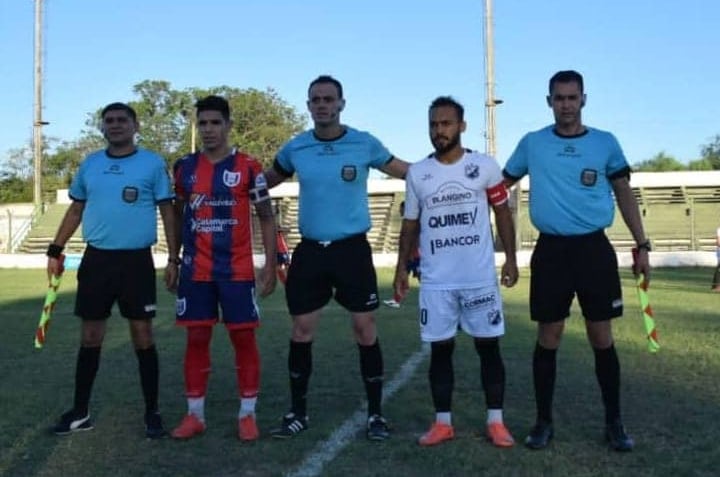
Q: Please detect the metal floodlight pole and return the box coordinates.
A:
[191,115,197,153]
[483,0,503,159]
[181,107,197,153]
[33,0,48,212]
[483,0,518,250]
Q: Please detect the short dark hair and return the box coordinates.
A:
[549,70,584,94]
[101,102,137,122]
[195,95,230,121]
[308,75,343,99]
[429,96,464,121]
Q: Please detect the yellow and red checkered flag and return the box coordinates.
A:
[34,254,65,349]
[632,248,659,353]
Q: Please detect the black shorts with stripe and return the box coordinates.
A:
[530,230,623,322]
[285,234,379,315]
[75,245,157,320]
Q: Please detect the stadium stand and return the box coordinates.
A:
[14,172,720,255]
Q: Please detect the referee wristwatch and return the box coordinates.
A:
[636,240,652,252]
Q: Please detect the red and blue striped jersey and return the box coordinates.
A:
[173,150,270,281]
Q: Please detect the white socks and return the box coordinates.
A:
[239,397,257,418]
[487,408,503,424]
[188,397,205,422]
[435,412,452,425]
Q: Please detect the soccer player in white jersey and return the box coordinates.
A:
[393,96,518,447]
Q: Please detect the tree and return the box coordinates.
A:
[700,134,720,170]
[85,80,306,167]
[129,80,194,161]
[0,176,32,203]
[43,133,105,189]
[687,158,714,170]
[0,141,51,203]
[183,84,307,166]
[21,80,305,203]
[1,145,34,179]
[2,80,307,204]
[632,152,687,172]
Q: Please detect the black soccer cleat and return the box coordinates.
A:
[366,414,390,441]
[270,412,309,439]
[525,420,554,450]
[144,410,167,439]
[53,409,94,436]
[605,419,634,452]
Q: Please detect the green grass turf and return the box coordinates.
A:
[0,267,718,476]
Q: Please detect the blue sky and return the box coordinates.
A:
[1,0,718,167]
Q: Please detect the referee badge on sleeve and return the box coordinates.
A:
[341,165,357,182]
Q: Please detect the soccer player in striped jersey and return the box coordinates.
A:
[169,95,277,442]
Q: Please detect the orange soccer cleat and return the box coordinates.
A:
[171,414,206,439]
[238,415,259,442]
[418,421,454,446]
[486,421,515,447]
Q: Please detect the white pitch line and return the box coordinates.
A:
[285,343,430,477]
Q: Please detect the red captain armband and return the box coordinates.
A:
[486,182,509,206]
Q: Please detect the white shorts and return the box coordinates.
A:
[418,285,505,342]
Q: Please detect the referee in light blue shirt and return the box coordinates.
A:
[264,75,408,441]
[46,102,178,439]
[503,70,650,452]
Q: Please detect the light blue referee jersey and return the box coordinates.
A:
[275,127,392,241]
[504,125,629,235]
[69,148,174,249]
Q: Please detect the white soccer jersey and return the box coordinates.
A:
[405,150,507,290]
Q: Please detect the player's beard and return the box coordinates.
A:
[432,132,461,155]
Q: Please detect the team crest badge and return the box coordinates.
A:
[223,170,241,187]
[487,309,503,326]
[465,163,480,179]
[176,297,187,316]
[341,165,357,182]
[580,168,597,186]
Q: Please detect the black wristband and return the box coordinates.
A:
[637,240,652,252]
[168,257,181,265]
[46,243,64,259]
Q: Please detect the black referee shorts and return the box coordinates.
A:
[75,245,157,320]
[530,230,623,323]
[285,234,379,315]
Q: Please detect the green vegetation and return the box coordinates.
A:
[632,136,720,171]
[0,80,307,204]
[1,267,718,476]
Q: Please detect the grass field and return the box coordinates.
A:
[1,267,719,477]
